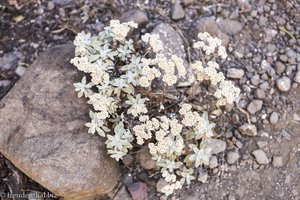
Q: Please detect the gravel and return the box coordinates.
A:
[252,149,269,165]
[276,76,292,92]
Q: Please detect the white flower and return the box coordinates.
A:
[142,33,163,52]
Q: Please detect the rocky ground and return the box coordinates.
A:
[0,0,299,200]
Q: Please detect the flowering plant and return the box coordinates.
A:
[71,20,240,195]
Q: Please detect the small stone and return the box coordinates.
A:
[247,100,263,114]
[171,0,185,20]
[228,194,236,200]
[280,129,291,140]
[0,51,21,70]
[120,10,149,28]
[257,141,268,148]
[239,124,257,136]
[275,61,286,74]
[52,0,74,6]
[47,1,55,10]
[252,149,269,165]
[293,113,300,121]
[127,182,148,200]
[276,76,291,92]
[259,16,268,26]
[156,178,168,193]
[226,151,240,164]
[227,68,245,79]
[251,74,260,86]
[204,138,226,154]
[279,54,288,62]
[15,66,26,76]
[217,19,243,35]
[269,112,279,124]
[197,171,208,183]
[255,88,266,99]
[136,147,156,170]
[122,154,134,167]
[114,185,132,200]
[209,156,218,169]
[293,71,300,83]
[272,156,283,167]
[0,80,12,88]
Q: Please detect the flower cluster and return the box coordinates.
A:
[71,20,240,196]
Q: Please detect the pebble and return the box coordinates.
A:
[197,171,208,183]
[209,156,218,169]
[269,112,279,124]
[251,74,260,86]
[279,54,288,62]
[252,149,269,164]
[15,66,26,76]
[259,16,268,26]
[293,71,300,83]
[0,51,22,70]
[280,129,291,140]
[257,141,268,148]
[275,61,286,74]
[136,147,156,170]
[120,10,149,28]
[272,156,283,167]
[114,185,132,200]
[276,76,291,92]
[204,138,226,154]
[255,88,266,99]
[0,80,12,88]
[171,0,185,20]
[217,19,243,35]
[122,154,134,167]
[247,99,263,114]
[226,151,240,164]
[239,124,257,136]
[156,179,168,193]
[127,182,148,200]
[47,1,55,10]
[227,68,245,79]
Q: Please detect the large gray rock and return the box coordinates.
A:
[0,44,120,200]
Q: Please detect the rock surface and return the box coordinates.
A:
[0,44,120,200]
